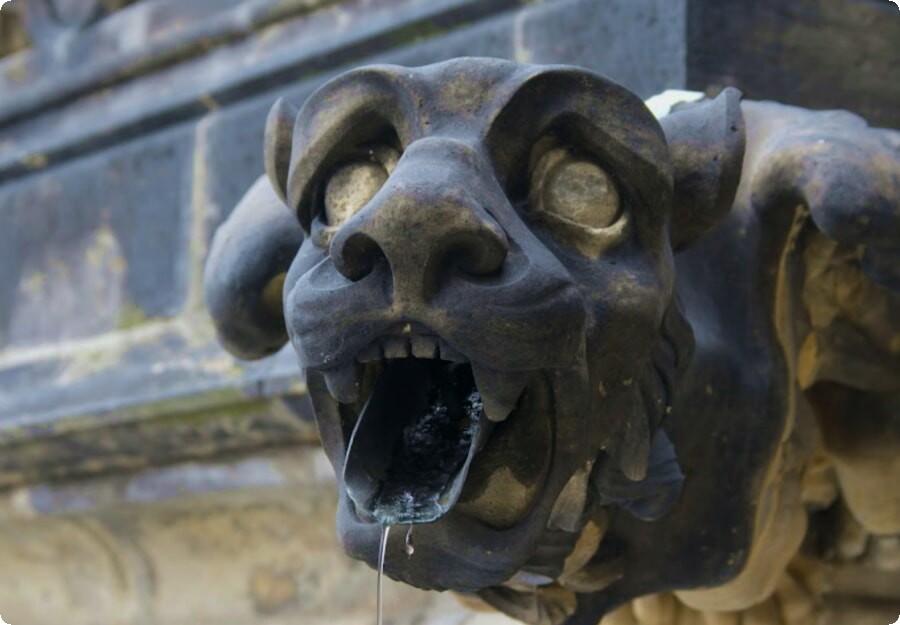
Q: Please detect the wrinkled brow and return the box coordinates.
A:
[484,67,673,211]
[286,67,424,225]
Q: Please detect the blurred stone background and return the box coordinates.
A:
[0,0,896,623]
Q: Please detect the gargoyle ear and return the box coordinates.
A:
[264,97,299,205]
[203,175,304,360]
[661,87,746,251]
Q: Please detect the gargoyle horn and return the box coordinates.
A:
[661,87,746,251]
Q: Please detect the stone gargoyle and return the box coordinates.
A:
[203,58,900,625]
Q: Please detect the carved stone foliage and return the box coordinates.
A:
[204,58,900,624]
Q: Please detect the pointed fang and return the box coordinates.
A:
[471,365,528,423]
[322,363,361,404]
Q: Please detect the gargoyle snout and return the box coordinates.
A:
[330,139,509,304]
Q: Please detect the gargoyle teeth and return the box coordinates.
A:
[411,335,439,359]
[322,362,361,404]
[355,333,471,364]
[471,365,528,423]
[382,336,410,359]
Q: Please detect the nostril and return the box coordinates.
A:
[445,230,509,278]
[333,231,384,282]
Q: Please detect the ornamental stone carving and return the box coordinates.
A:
[204,58,900,625]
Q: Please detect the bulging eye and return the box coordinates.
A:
[324,162,386,227]
[323,145,399,227]
[530,147,621,228]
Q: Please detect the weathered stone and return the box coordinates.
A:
[686,0,900,128]
[204,57,900,624]
[2,2,899,625]
[0,446,524,625]
[0,124,194,350]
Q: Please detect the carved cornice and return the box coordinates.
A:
[0,0,519,184]
[0,316,316,489]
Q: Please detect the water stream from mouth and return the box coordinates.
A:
[377,525,391,625]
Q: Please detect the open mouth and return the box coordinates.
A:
[344,358,491,524]
[320,329,539,526]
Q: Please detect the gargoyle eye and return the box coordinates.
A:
[530,146,621,229]
[323,145,399,227]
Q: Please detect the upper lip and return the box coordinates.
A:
[287,251,587,373]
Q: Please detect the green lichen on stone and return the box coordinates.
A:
[387,20,457,47]
[20,153,48,169]
[62,339,128,382]
[117,301,151,330]
[84,225,126,274]
[22,271,48,295]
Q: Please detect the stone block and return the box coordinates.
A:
[0,123,195,349]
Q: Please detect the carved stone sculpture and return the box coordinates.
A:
[203,58,900,624]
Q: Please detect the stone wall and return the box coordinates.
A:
[0,1,685,622]
[0,0,687,489]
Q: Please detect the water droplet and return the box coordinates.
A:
[405,525,415,557]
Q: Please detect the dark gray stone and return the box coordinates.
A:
[0,122,195,349]
[686,0,900,128]
[518,0,686,98]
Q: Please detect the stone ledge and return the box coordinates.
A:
[0,317,316,488]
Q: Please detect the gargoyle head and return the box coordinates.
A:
[204,58,744,606]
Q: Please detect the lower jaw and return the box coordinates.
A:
[328,365,594,592]
[338,434,554,592]
[336,410,578,592]
[337,490,546,591]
